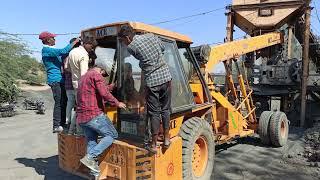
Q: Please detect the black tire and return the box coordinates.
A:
[37,105,46,114]
[179,117,215,180]
[269,111,289,147]
[8,110,15,117]
[258,111,274,145]
[23,102,28,110]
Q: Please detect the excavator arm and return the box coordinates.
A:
[205,32,283,72]
[192,32,283,134]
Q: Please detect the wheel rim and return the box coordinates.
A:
[280,119,286,138]
[192,136,208,177]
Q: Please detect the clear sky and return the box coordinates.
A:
[1,0,320,63]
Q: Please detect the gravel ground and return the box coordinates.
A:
[0,87,319,180]
[304,123,320,162]
[213,128,320,180]
[0,87,84,180]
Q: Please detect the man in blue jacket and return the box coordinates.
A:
[39,31,80,133]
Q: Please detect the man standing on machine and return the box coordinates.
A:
[118,25,172,153]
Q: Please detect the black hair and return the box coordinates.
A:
[70,37,81,47]
[69,38,77,44]
[82,37,98,46]
[88,51,97,68]
[118,25,134,38]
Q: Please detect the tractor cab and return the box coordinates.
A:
[82,22,212,142]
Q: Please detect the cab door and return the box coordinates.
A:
[160,39,195,113]
[117,37,195,139]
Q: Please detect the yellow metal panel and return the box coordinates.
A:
[129,22,192,43]
[105,107,117,125]
[169,116,184,138]
[189,83,204,104]
[206,32,282,72]
[228,110,245,136]
[226,72,238,99]
[211,91,235,109]
[239,129,255,137]
[154,136,182,180]
[99,141,137,180]
[211,102,218,133]
[238,74,254,122]
[136,171,152,178]
[191,103,213,113]
[81,21,192,43]
[211,91,248,136]
[228,111,238,135]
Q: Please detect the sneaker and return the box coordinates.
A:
[80,155,100,173]
[52,126,63,133]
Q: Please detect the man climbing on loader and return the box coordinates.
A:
[118,25,172,153]
[76,58,126,173]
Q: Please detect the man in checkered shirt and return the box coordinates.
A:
[118,25,172,153]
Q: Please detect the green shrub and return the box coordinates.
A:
[0,32,45,102]
[0,72,20,103]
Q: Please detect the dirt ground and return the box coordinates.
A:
[213,128,320,180]
[0,86,319,180]
[0,86,84,180]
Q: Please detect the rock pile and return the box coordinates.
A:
[304,123,320,162]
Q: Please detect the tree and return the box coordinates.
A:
[0,32,45,103]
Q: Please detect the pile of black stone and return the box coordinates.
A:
[0,102,16,118]
[304,123,320,162]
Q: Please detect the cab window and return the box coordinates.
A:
[118,43,145,138]
[95,46,117,83]
[162,40,194,111]
[177,44,210,105]
[178,47,194,81]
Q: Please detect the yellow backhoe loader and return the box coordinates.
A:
[58,21,288,180]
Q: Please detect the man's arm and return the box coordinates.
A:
[127,43,138,58]
[42,38,80,59]
[106,83,115,91]
[94,74,120,106]
[44,44,72,58]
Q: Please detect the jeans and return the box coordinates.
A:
[71,88,83,134]
[49,82,67,128]
[79,114,118,158]
[66,90,76,125]
[146,81,172,135]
